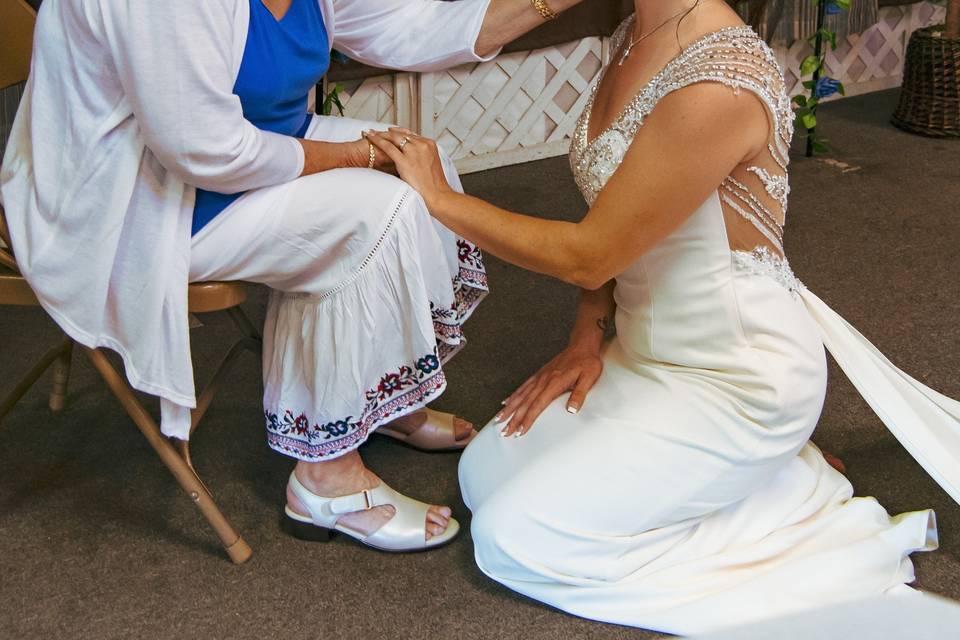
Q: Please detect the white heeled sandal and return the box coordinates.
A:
[283,472,460,552]
[376,408,478,452]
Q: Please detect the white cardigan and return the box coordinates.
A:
[0,0,495,439]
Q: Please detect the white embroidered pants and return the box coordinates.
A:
[189,115,486,460]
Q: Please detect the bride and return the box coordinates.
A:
[366,0,960,634]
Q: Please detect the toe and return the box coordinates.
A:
[453,417,475,442]
[427,506,450,527]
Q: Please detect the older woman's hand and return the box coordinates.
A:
[365,128,454,207]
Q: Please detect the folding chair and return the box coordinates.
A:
[0,0,258,564]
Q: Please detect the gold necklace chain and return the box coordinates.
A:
[619,2,702,66]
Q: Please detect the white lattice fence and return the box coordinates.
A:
[421,37,607,173]
[777,1,946,99]
[333,2,943,173]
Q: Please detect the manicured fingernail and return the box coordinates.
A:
[494,412,507,423]
[566,404,579,414]
[499,427,509,437]
[501,399,508,405]
[513,430,523,438]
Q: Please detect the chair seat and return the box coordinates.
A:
[188,281,249,313]
[0,271,39,306]
[0,269,248,313]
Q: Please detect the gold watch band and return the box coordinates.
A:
[531,0,559,21]
[367,141,376,169]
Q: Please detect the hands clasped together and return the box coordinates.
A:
[365,127,606,438]
[364,128,455,208]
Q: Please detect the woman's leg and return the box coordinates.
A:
[190,116,486,541]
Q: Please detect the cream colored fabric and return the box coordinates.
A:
[458,22,954,634]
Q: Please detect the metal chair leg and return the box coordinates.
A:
[189,337,260,437]
[83,347,252,564]
[49,340,74,412]
[0,338,73,423]
[227,306,262,342]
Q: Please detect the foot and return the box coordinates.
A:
[287,453,452,541]
[823,451,846,474]
[385,410,474,443]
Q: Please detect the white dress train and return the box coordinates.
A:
[458,21,953,636]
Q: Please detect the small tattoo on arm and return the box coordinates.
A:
[596,315,612,335]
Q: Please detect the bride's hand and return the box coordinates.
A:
[364,128,454,206]
[496,345,603,438]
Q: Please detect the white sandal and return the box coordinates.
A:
[283,472,460,552]
[376,408,478,452]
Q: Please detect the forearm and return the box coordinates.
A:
[298,139,368,176]
[475,0,585,57]
[427,190,596,287]
[568,281,616,351]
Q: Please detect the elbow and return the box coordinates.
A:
[564,257,614,291]
[147,135,259,194]
[164,149,246,193]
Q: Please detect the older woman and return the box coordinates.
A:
[0,0,587,551]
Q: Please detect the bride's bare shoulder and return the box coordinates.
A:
[675,1,751,47]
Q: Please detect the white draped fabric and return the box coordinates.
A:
[458,19,957,635]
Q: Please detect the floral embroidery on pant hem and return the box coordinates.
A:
[265,358,447,460]
[265,239,487,461]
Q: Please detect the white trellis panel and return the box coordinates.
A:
[332,2,942,173]
[777,2,945,100]
[422,37,609,173]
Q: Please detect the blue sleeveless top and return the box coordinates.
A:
[192,0,330,235]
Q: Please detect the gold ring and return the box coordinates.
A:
[398,136,410,151]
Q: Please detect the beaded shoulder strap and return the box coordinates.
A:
[654,27,794,253]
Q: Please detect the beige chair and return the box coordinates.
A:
[0,0,257,564]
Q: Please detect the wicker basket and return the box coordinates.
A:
[891,25,960,137]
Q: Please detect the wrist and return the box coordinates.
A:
[422,186,458,216]
[566,328,604,354]
[345,139,369,169]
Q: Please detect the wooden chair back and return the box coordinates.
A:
[0,0,36,90]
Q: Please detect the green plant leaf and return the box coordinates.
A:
[793,94,808,106]
[800,55,822,77]
[836,81,846,96]
[801,112,817,129]
[812,139,829,154]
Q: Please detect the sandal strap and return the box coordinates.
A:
[327,485,393,516]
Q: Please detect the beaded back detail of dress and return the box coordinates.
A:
[570,18,794,255]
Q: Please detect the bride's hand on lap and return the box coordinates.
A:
[496,346,603,438]
[364,128,454,205]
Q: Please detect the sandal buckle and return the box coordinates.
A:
[362,489,373,510]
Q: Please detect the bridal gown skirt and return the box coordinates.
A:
[189,115,486,460]
[458,193,939,635]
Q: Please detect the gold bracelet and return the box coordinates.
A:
[531,0,558,20]
[367,141,376,168]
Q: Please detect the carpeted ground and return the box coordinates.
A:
[1,89,958,640]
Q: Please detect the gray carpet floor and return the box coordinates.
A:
[1,89,958,639]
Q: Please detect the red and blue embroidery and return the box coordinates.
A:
[265,238,487,460]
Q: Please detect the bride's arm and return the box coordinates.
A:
[366,82,769,290]
[495,281,615,436]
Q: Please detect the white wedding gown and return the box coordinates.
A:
[458,20,958,636]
